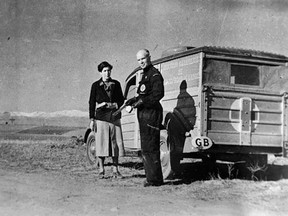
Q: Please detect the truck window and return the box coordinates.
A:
[230,64,260,86]
[125,76,137,99]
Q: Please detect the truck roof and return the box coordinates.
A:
[126,46,288,81]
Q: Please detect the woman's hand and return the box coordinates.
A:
[90,119,96,131]
[96,102,107,109]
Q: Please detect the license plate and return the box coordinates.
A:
[191,136,213,150]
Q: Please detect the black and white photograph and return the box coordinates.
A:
[1,0,288,215]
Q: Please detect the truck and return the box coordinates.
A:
[86,46,288,179]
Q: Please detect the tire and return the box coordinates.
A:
[84,128,91,144]
[86,132,98,166]
[160,130,181,180]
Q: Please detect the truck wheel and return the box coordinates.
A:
[160,130,181,180]
[86,132,98,166]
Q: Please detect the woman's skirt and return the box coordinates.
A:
[95,119,125,157]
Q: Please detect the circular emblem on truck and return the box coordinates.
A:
[229,98,259,132]
[191,136,213,150]
[140,84,146,92]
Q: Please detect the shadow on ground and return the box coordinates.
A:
[118,159,288,185]
[176,160,288,184]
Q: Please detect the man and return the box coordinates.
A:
[126,49,164,187]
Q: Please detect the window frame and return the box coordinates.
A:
[124,75,137,99]
[229,63,262,88]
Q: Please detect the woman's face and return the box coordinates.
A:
[100,67,111,82]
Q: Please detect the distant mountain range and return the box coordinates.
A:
[2,110,88,118]
[1,110,89,127]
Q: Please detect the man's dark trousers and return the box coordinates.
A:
[138,108,163,184]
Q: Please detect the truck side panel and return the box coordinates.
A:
[159,54,204,154]
[121,111,137,148]
[160,54,201,132]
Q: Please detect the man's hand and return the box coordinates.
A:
[125,105,133,113]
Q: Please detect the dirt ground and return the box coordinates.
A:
[1,135,288,216]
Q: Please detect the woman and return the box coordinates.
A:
[89,61,125,178]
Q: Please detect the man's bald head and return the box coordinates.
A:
[137,49,150,57]
[136,49,151,69]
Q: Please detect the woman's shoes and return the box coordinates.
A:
[112,171,123,179]
[98,171,105,179]
[98,169,123,179]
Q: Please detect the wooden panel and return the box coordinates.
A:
[123,131,134,140]
[208,121,237,132]
[251,134,282,147]
[254,124,282,134]
[121,122,135,132]
[208,132,240,145]
[209,96,236,108]
[258,112,282,123]
[252,100,282,111]
[210,109,232,120]
[123,140,135,149]
[121,113,135,122]
[283,95,288,157]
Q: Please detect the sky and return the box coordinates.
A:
[1,0,288,113]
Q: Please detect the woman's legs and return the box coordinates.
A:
[98,157,105,173]
[112,156,119,173]
[112,157,123,178]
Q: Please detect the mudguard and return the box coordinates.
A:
[84,128,91,143]
[173,108,194,131]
